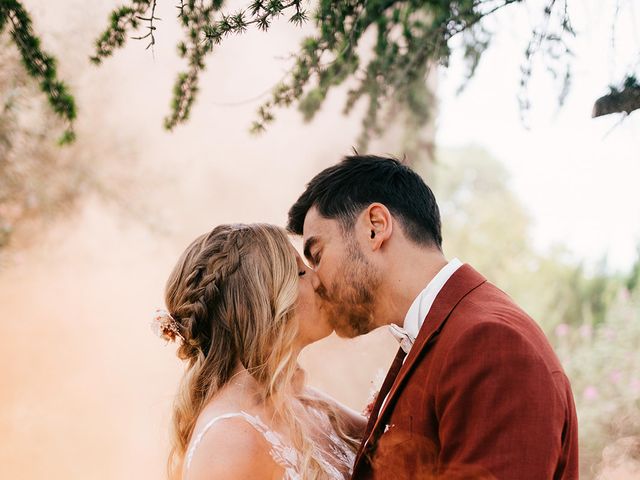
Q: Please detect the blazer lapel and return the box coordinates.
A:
[364,348,406,433]
[354,347,406,466]
[360,264,487,452]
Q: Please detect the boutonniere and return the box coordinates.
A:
[362,368,386,417]
[363,393,379,418]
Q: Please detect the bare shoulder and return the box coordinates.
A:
[184,414,281,480]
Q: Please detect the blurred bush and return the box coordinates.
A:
[432,146,626,332]
[555,274,640,478]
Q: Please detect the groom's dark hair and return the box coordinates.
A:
[288,155,442,248]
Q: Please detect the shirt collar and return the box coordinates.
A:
[402,258,463,341]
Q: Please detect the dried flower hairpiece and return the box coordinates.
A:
[151,308,185,343]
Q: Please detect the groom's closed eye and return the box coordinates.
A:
[306,253,319,267]
[307,250,321,268]
[303,236,320,266]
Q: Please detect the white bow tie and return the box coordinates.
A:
[388,324,415,354]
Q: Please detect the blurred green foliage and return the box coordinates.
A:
[433,146,629,332]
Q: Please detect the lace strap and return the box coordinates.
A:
[184,411,299,476]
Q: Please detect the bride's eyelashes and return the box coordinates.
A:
[299,270,306,277]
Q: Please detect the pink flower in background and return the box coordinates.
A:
[619,288,631,302]
[602,327,616,340]
[555,323,570,338]
[609,370,623,384]
[579,324,592,339]
[584,386,599,401]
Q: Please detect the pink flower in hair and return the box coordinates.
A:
[151,309,185,343]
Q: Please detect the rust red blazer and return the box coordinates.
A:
[351,264,579,480]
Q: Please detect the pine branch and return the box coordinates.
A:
[518,0,574,125]
[164,1,219,130]
[85,0,620,148]
[1,0,76,144]
[90,0,153,64]
[202,0,303,45]
[131,0,160,52]
[254,0,527,148]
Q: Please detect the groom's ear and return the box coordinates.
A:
[364,203,393,251]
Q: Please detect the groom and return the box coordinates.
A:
[288,156,579,479]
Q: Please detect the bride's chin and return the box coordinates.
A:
[296,324,333,351]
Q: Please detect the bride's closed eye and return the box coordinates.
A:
[298,270,306,277]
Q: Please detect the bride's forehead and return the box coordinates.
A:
[287,237,305,258]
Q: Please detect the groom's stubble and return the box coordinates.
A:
[317,236,382,338]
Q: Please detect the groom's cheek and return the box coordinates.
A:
[314,282,329,301]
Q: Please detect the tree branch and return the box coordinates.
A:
[592,85,640,117]
[3,0,76,144]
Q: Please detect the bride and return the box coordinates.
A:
[153,223,366,479]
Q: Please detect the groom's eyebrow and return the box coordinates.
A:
[303,236,319,262]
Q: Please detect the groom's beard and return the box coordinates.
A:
[318,241,381,338]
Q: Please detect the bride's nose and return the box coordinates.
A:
[308,269,321,291]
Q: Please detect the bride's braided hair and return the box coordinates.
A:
[170,224,245,364]
[164,223,359,479]
[164,223,306,477]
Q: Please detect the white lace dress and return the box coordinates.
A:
[184,409,355,479]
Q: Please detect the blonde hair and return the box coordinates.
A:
[163,223,358,479]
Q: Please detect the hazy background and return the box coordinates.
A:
[1,0,639,479]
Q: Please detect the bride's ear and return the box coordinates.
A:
[364,203,392,251]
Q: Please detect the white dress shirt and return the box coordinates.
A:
[380,258,462,413]
[405,258,462,340]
